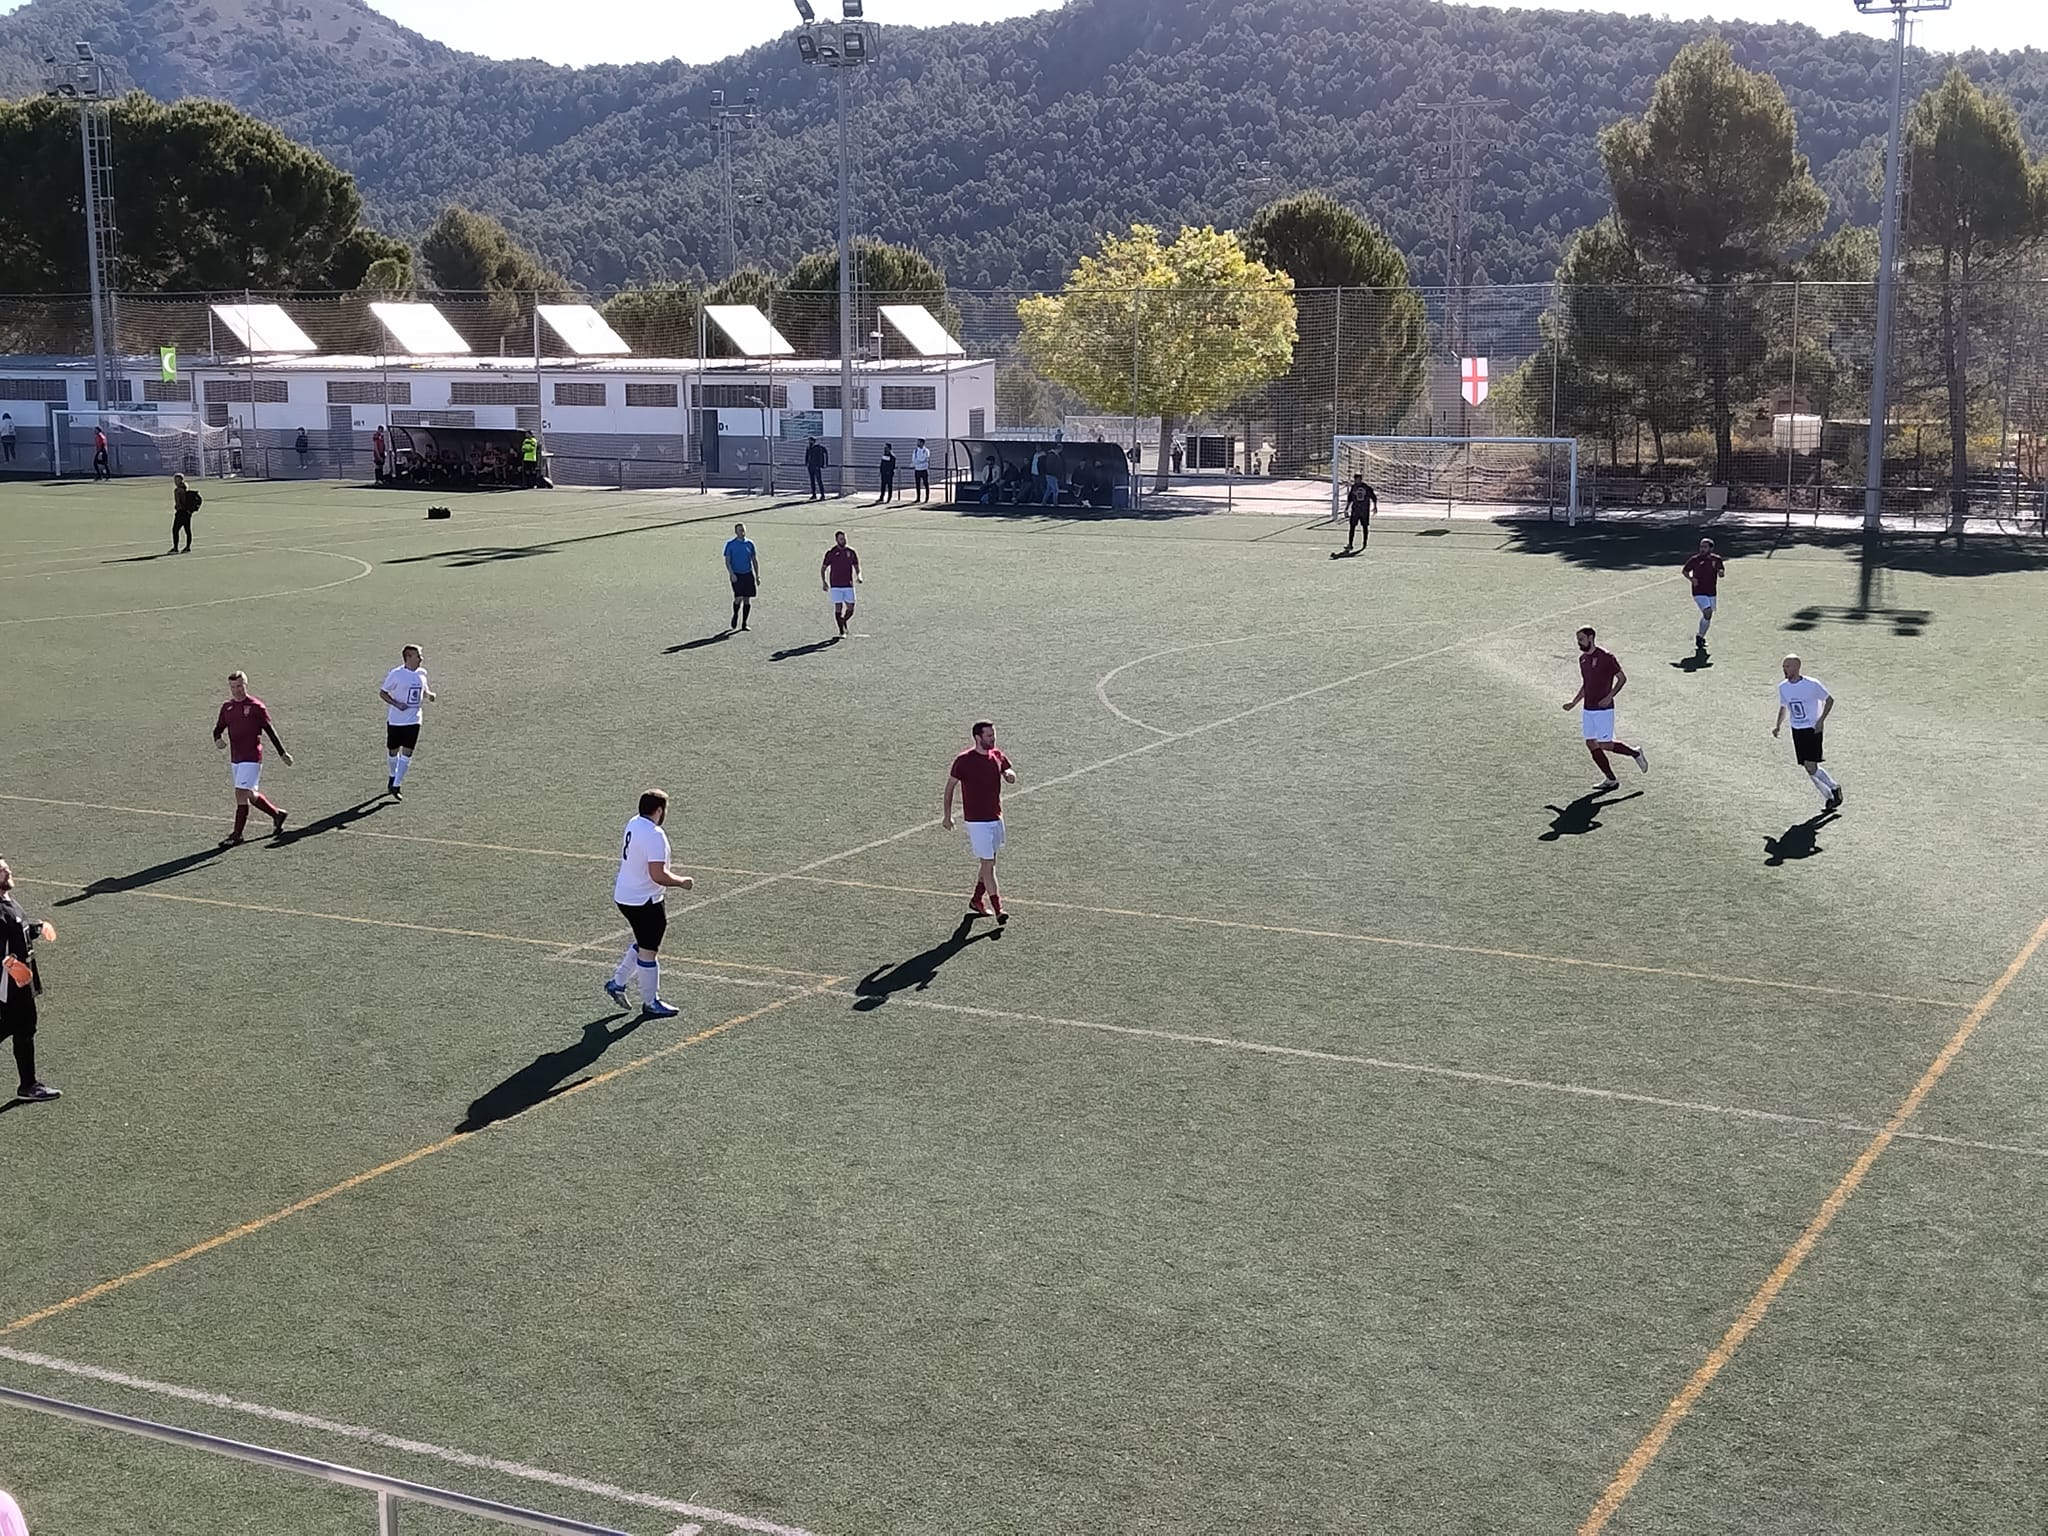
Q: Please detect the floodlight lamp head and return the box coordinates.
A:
[842,27,866,60]
[712,88,725,107]
[796,32,819,61]
[73,41,93,60]
[842,0,864,17]
[793,0,816,20]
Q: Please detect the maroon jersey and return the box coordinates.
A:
[950,747,1011,822]
[1682,553,1725,596]
[1578,647,1622,708]
[823,545,859,585]
[214,696,273,762]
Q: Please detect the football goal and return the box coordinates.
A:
[1333,435,1580,523]
[52,408,228,479]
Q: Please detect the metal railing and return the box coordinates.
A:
[0,1384,633,1535]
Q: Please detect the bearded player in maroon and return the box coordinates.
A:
[212,671,293,844]
[1561,628,1648,791]
[941,720,1017,923]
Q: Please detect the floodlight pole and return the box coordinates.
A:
[836,63,855,498]
[1860,0,1950,529]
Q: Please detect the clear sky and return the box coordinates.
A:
[347,0,2043,67]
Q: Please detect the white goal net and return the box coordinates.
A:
[1333,435,1580,523]
[54,409,228,479]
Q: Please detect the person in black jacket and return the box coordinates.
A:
[170,473,200,553]
[0,859,60,1104]
[805,435,828,501]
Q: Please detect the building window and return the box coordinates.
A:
[810,384,868,411]
[143,378,194,403]
[205,379,290,403]
[448,380,539,406]
[688,383,785,409]
[0,378,67,402]
[84,377,134,403]
[327,380,411,405]
[880,385,936,412]
[392,410,477,428]
[967,408,986,436]
[627,382,681,408]
[554,381,607,407]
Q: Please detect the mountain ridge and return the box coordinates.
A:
[2,0,2045,291]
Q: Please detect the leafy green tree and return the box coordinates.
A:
[420,204,570,351]
[1600,39,1827,479]
[601,281,703,354]
[1240,192,1424,472]
[1018,225,1296,489]
[1902,69,2048,517]
[0,93,375,293]
[319,227,414,294]
[777,239,954,359]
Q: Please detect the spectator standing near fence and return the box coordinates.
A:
[875,444,897,505]
[372,424,387,482]
[294,427,309,468]
[911,439,931,502]
[169,473,199,553]
[92,425,110,480]
[0,414,15,463]
[806,435,828,500]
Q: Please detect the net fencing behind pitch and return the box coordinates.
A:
[1334,435,1579,520]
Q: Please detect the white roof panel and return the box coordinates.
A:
[209,303,317,354]
[879,303,964,358]
[537,303,632,356]
[705,304,795,358]
[370,303,472,356]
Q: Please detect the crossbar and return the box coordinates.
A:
[0,1385,631,1535]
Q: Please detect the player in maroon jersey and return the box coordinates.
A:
[212,671,293,844]
[941,720,1017,923]
[819,531,862,637]
[1680,538,1725,652]
[1562,628,1648,791]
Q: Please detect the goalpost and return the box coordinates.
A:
[52,408,227,479]
[1333,435,1580,524]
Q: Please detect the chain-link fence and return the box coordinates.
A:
[2,280,2043,529]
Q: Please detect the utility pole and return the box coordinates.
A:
[1423,97,1507,434]
[794,0,874,497]
[1856,0,1950,529]
[46,42,119,424]
[709,88,759,282]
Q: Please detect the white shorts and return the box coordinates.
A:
[231,760,263,791]
[965,819,1006,860]
[1581,708,1616,742]
[1694,594,1717,611]
[828,586,857,605]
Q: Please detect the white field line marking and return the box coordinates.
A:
[0,549,373,625]
[1093,623,1383,737]
[591,571,1682,950]
[845,991,2048,1162]
[0,1347,821,1536]
[0,793,1975,1010]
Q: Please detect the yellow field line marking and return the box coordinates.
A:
[20,878,838,981]
[2,793,1972,1010]
[1577,910,2048,1535]
[0,978,843,1339]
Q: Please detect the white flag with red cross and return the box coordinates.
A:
[1461,356,1489,407]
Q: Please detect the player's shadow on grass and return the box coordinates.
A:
[54,844,231,903]
[1763,811,1839,866]
[1670,650,1713,672]
[664,632,731,654]
[1538,789,1643,841]
[771,637,840,661]
[384,509,738,570]
[458,1011,646,1132]
[270,797,387,847]
[102,551,176,564]
[850,915,1001,1010]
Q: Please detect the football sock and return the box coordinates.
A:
[636,956,660,1002]
[1611,740,1639,761]
[251,792,281,818]
[612,947,637,989]
[970,880,986,907]
[1588,746,1614,777]
[731,604,741,629]
[1814,768,1839,795]
[741,601,751,626]
[387,754,401,784]
[393,754,412,784]
[12,1029,34,1091]
[232,804,250,837]
[1697,616,1710,637]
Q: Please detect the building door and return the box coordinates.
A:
[327,404,354,466]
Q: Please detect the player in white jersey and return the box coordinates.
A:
[606,789,695,1019]
[377,645,437,800]
[1772,655,1842,811]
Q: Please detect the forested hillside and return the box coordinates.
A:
[1,0,2044,291]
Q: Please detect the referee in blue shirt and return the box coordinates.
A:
[724,522,761,632]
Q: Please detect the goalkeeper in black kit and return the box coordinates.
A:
[1335,474,1377,557]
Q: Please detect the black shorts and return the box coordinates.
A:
[729,572,758,599]
[1349,509,1371,527]
[617,899,668,952]
[386,722,421,752]
[1791,727,1824,762]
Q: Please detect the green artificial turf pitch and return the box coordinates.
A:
[0,479,2045,1536]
